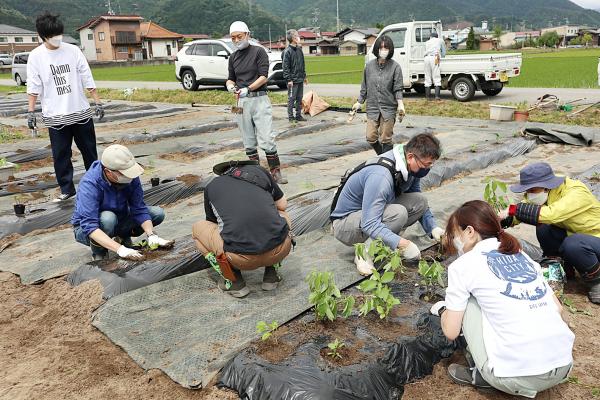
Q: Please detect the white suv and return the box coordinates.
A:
[175,39,285,91]
[12,52,29,86]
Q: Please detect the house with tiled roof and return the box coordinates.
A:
[0,24,41,54]
[77,15,144,61]
[140,21,183,59]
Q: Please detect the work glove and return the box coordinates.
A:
[497,206,510,221]
[431,227,445,242]
[397,100,406,119]
[117,245,144,260]
[287,81,293,89]
[351,101,361,112]
[236,87,249,98]
[94,103,105,120]
[27,111,37,129]
[430,300,447,316]
[354,239,375,276]
[148,233,174,250]
[226,84,236,93]
[400,240,421,260]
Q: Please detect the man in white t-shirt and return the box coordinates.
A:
[27,12,104,202]
[423,30,446,101]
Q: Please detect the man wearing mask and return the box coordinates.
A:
[352,35,405,155]
[423,30,446,101]
[282,29,307,123]
[499,162,600,304]
[27,12,104,202]
[226,21,287,184]
[72,144,173,261]
[330,133,446,275]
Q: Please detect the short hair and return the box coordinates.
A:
[372,35,394,59]
[35,12,64,41]
[287,29,299,43]
[405,133,441,159]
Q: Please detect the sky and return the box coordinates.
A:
[570,0,600,9]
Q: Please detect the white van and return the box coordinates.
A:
[12,52,29,86]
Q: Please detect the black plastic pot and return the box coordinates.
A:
[150,177,160,187]
[13,204,25,216]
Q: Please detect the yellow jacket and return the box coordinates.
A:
[538,177,600,238]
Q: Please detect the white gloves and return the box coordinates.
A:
[430,300,447,316]
[431,227,445,242]
[354,252,375,276]
[148,234,174,250]
[236,87,249,98]
[400,240,421,260]
[397,100,406,117]
[117,245,143,260]
[226,84,236,93]
[352,102,362,112]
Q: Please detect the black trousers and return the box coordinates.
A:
[537,224,600,276]
[48,118,98,195]
[287,82,304,119]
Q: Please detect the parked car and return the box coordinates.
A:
[175,39,286,91]
[366,21,522,101]
[0,53,12,66]
[12,52,29,86]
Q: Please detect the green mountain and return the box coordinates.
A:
[255,0,600,31]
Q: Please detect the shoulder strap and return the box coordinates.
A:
[330,157,397,215]
[224,167,272,193]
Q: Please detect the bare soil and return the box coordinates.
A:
[0,272,238,400]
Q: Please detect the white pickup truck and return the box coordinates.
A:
[366,21,522,101]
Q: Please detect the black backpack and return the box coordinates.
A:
[330,157,402,217]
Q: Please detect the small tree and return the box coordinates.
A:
[375,22,384,30]
[540,31,560,48]
[493,25,503,40]
[466,27,476,50]
[582,33,593,47]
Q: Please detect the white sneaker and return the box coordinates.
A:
[354,252,375,276]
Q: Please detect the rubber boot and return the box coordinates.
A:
[582,263,600,304]
[262,263,282,291]
[266,152,288,184]
[246,148,260,163]
[425,86,432,101]
[381,142,393,154]
[435,86,441,101]
[369,141,382,155]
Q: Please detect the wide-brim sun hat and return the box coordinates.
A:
[213,160,258,175]
[509,162,565,193]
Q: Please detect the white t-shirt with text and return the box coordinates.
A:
[445,238,574,377]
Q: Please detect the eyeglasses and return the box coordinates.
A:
[412,153,434,168]
[231,33,247,42]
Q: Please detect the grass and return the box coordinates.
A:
[0,124,27,143]
[0,85,26,94]
[85,48,599,88]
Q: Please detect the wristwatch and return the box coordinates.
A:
[437,306,447,317]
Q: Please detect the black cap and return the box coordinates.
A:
[212,160,259,175]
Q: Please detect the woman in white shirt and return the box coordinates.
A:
[431,200,574,398]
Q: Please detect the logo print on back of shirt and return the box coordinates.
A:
[485,250,547,301]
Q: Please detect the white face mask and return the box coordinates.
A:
[379,49,389,59]
[47,35,63,48]
[526,191,548,205]
[453,237,465,256]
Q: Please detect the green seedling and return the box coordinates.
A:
[327,338,346,359]
[483,177,510,212]
[470,144,477,153]
[306,271,355,322]
[358,269,401,319]
[354,238,404,275]
[418,258,446,302]
[0,157,7,167]
[567,375,599,397]
[256,320,279,342]
[591,172,600,182]
[560,295,593,316]
[494,132,502,143]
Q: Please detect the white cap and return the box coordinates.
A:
[230,21,249,35]
[101,144,144,179]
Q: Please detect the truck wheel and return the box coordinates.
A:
[412,84,425,94]
[181,70,199,91]
[451,77,476,102]
[15,74,24,86]
[482,86,503,96]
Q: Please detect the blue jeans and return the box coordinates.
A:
[537,224,600,277]
[73,206,165,256]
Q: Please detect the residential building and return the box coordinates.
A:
[140,21,182,59]
[77,15,144,61]
[541,25,590,47]
[335,27,379,55]
[0,24,41,54]
[298,29,320,55]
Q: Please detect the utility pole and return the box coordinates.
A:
[336,0,340,32]
[285,22,288,45]
[268,24,272,49]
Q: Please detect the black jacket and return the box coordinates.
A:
[282,45,306,83]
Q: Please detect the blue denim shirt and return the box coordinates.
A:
[330,149,436,249]
[71,160,150,237]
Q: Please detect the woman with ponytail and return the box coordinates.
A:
[432,200,574,398]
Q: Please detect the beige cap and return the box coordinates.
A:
[101,144,144,179]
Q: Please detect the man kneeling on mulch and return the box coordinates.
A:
[192,160,293,298]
